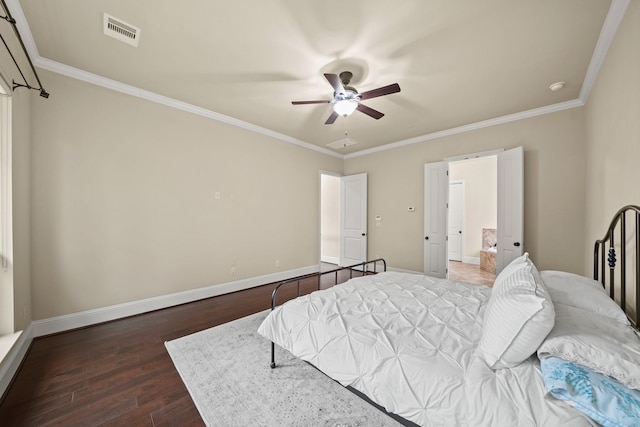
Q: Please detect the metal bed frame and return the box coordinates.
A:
[258,206,640,427]
[593,204,640,328]
[269,258,386,369]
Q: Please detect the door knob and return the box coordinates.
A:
[425,236,429,240]
[362,233,366,237]
[458,230,462,234]
[514,242,521,247]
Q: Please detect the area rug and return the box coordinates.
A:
[165,310,401,427]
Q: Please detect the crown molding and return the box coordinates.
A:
[344,98,584,159]
[579,0,630,103]
[6,0,629,161]
[346,0,630,159]
[33,57,343,159]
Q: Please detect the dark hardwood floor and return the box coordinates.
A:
[0,271,362,426]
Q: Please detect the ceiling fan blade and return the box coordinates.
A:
[359,83,401,100]
[292,100,331,105]
[325,111,339,125]
[324,73,345,95]
[356,103,384,120]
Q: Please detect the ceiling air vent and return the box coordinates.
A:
[326,137,359,150]
[103,13,140,47]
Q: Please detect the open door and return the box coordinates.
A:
[424,162,448,278]
[340,173,367,266]
[496,147,524,273]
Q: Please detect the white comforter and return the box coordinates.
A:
[258,271,594,427]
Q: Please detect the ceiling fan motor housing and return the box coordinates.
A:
[339,71,358,94]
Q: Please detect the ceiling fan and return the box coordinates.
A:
[292,71,401,125]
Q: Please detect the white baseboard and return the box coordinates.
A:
[4,261,404,397]
[321,256,339,265]
[388,266,424,275]
[32,265,318,337]
[0,325,33,400]
[463,257,480,265]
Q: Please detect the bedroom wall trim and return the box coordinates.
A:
[343,99,584,159]
[388,266,424,275]
[0,325,32,401]
[321,256,340,265]
[35,57,343,160]
[579,0,631,103]
[5,0,629,161]
[31,264,318,338]
[444,149,504,162]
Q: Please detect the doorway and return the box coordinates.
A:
[320,173,340,268]
[448,181,464,262]
[424,147,523,280]
[448,156,497,264]
[448,156,497,285]
[320,172,368,270]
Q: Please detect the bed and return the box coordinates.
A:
[258,205,640,427]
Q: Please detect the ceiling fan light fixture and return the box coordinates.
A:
[333,99,358,116]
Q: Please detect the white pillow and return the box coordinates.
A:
[541,270,630,325]
[477,259,555,369]
[538,303,640,390]
[492,252,530,289]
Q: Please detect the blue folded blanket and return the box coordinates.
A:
[541,356,640,427]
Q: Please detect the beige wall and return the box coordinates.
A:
[585,0,640,270]
[15,2,640,323]
[344,108,587,274]
[450,156,497,260]
[584,1,639,312]
[30,70,342,319]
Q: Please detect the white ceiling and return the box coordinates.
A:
[9,0,625,156]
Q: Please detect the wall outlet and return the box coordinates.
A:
[230,266,236,276]
[215,192,221,200]
[275,259,280,267]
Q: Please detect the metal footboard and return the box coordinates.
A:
[269,258,387,368]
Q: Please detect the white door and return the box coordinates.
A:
[340,173,367,266]
[496,147,524,273]
[424,162,448,278]
[448,181,463,262]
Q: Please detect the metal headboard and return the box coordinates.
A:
[594,204,640,328]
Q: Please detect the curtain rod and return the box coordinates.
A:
[0,0,48,98]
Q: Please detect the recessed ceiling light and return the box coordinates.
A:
[549,81,565,92]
